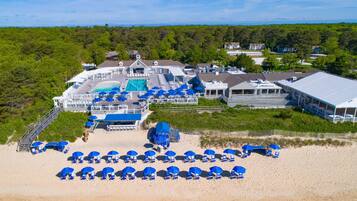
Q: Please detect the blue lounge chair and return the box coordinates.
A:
[107,150,119,163]
[60,167,74,180]
[81,167,95,180]
[165,166,180,180]
[125,150,138,163]
[184,151,196,163]
[102,167,115,180]
[144,150,156,163]
[72,151,84,163]
[208,166,223,180]
[143,167,156,180]
[88,151,101,163]
[187,167,202,180]
[230,166,246,179]
[121,166,136,180]
[164,151,176,163]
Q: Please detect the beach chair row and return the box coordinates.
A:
[59,165,246,181]
[70,149,240,164]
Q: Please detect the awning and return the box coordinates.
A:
[104,114,142,121]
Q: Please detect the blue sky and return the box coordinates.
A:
[0,0,357,26]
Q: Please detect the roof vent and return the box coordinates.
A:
[153,61,158,66]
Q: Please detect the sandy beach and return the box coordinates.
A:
[1,129,357,201]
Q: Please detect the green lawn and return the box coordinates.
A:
[147,107,357,134]
[39,112,88,142]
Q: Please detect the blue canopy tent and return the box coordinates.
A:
[44,141,69,153]
[30,141,45,154]
[222,148,236,162]
[242,144,267,158]
[268,144,281,158]
[187,167,202,180]
[194,86,204,93]
[107,150,119,163]
[81,167,95,180]
[88,115,97,121]
[93,97,102,103]
[101,167,115,180]
[72,151,84,163]
[85,121,94,128]
[59,167,74,180]
[121,166,136,180]
[144,150,156,163]
[209,166,223,179]
[184,151,196,163]
[203,149,216,162]
[125,150,138,163]
[164,150,176,163]
[88,151,101,163]
[143,167,156,180]
[165,166,180,179]
[231,166,246,179]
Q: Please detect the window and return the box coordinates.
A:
[232,90,243,94]
[211,90,217,95]
[268,89,275,94]
[206,90,210,95]
[262,89,268,94]
[243,90,254,94]
[218,90,223,95]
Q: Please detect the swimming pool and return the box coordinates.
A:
[125,79,148,92]
[92,81,120,93]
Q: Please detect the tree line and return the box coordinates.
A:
[0,24,356,143]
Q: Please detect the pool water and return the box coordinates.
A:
[92,82,120,93]
[126,79,148,91]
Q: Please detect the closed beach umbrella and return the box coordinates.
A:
[165,150,176,157]
[232,166,246,174]
[184,150,196,157]
[167,166,180,175]
[204,149,215,156]
[223,148,236,155]
[189,167,202,176]
[210,166,223,175]
[145,150,156,157]
[127,150,138,157]
[88,115,97,121]
[143,167,156,176]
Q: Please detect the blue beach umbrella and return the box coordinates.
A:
[58,141,68,147]
[117,96,127,102]
[109,91,117,95]
[151,86,160,90]
[143,167,156,176]
[145,150,156,157]
[88,115,97,121]
[184,151,196,157]
[269,144,281,150]
[121,91,129,95]
[204,149,215,156]
[106,97,114,102]
[232,166,246,174]
[165,150,176,157]
[122,166,136,175]
[72,151,84,158]
[127,150,138,157]
[102,167,115,175]
[85,121,94,128]
[180,84,188,90]
[189,167,202,176]
[210,166,223,175]
[167,89,176,96]
[107,150,119,156]
[93,98,102,103]
[60,167,74,177]
[176,91,185,96]
[31,141,43,147]
[112,87,120,91]
[88,151,100,158]
[99,91,106,96]
[223,148,236,155]
[167,166,180,175]
[81,167,94,175]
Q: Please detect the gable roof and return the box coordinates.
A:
[280,72,357,107]
[97,59,185,68]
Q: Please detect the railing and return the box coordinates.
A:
[17,107,62,152]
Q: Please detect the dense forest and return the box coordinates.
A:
[0,24,357,143]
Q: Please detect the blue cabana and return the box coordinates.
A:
[209,166,223,179]
[102,167,115,180]
[30,141,45,154]
[81,167,95,180]
[93,97,102,103]
[44,141,69,153]
[187,167,202,180]
[231,166,246,179]
[184,151,196,163]
[85,121,94,128]
[88,151,101,163]
[148,122,171,148]
[106,97,114,102]
[72,151,84,163]
[180,84,188,90]
[60,167,74,180]
[164,150,176,163]
[88,115,97,121]
[165,166,180,179]
[107,150,119,163]
[203,149,216,162]
[222,148,236,162]
[242,144,266,157]
[125,150,138,163]
[186,89,195,96]
[121,166,136,180]
[144,150,156,163]
[143,167,156,180]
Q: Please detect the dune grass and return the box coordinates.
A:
[39,112,88,142]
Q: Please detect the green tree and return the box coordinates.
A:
[88,44,105,65]
[262,54,280,71]
[322,37,339,55]
[326,53,353,75]
[115,43,129,60]
[281,53,299,70]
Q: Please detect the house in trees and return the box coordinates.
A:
[249,43,265,51]
[224,42,241,50]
